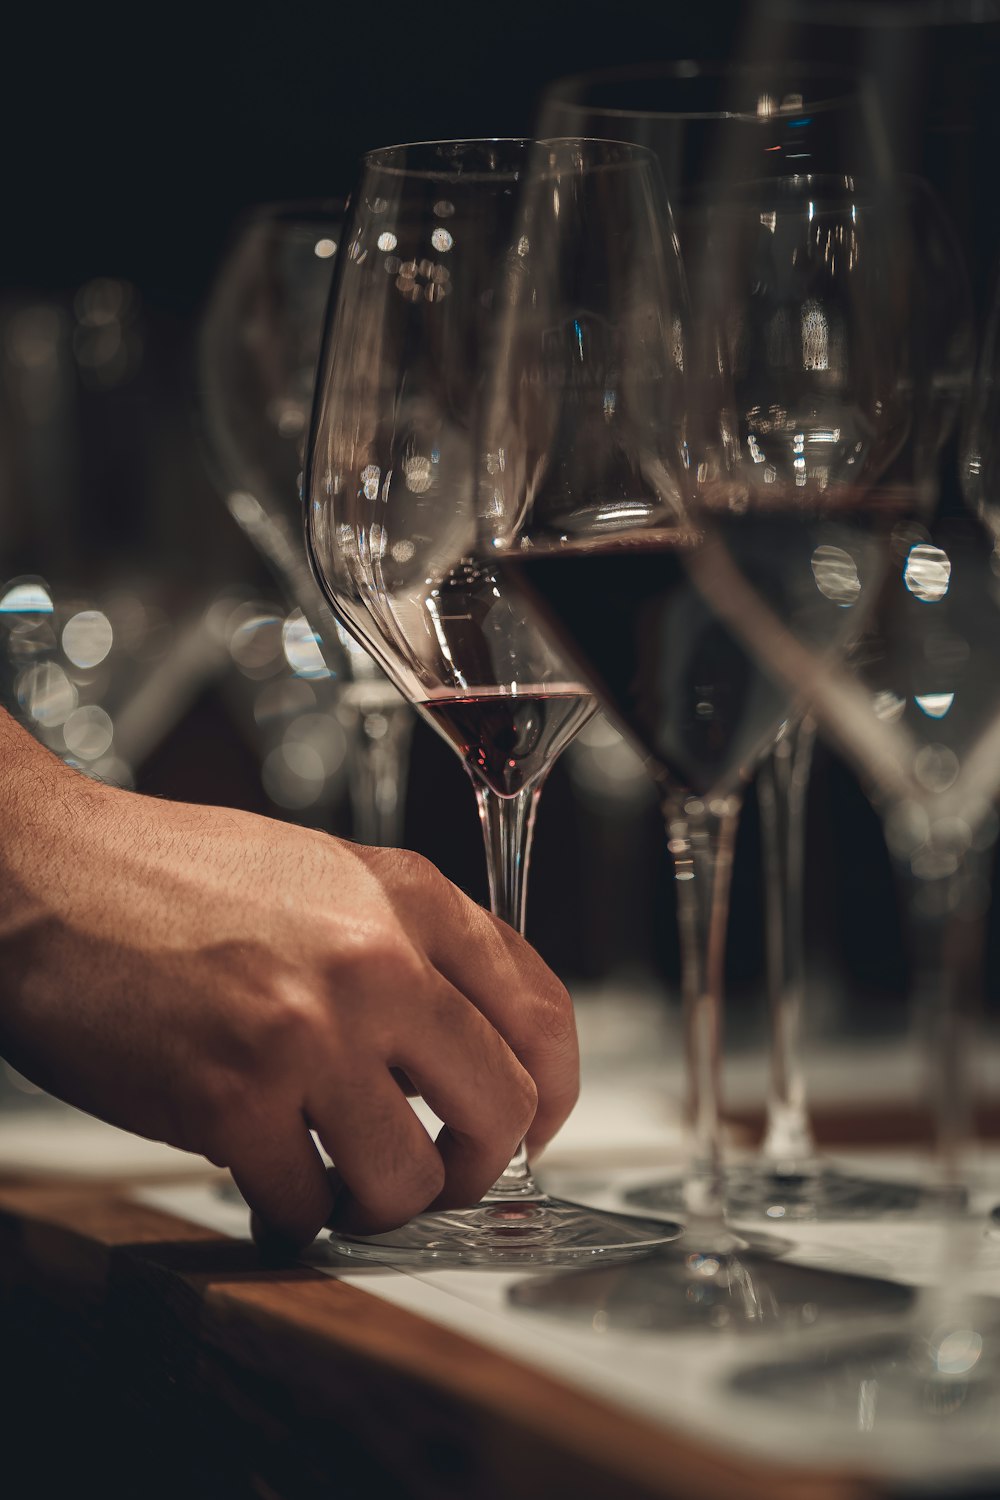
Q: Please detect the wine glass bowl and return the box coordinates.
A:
[201,202,348,627]
[541,62,881,207]
[307,142,600,796]
[200,200,414,847]
[707,175,909,503]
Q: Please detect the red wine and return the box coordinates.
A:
[418,686,594,797]
[504,515,884,799]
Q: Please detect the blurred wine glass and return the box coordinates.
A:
[667,196,1000,1417]
[538,63,896,1218]
[541,60,885,205]
[487,144,913,1328]
[306,137,678,1265]
[644,172,973,1223]
[0,280,240,790]
[962,264,1000,544]
[538,63,976,1223]
[199,202,413,846]
[715,510,1000,1440]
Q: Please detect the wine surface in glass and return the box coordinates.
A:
[505,514,883,799]
[417,686,593,797]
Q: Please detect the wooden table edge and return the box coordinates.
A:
[0,1177,887,1500]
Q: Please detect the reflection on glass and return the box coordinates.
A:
[200,201,414,847]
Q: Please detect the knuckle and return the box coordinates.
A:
[353,1149,445,1228]
[326,923,428,999]
[508,1064,539,1135]
[226,975,328,1078]
[376,845,442,894]
[515,1074,539,1128]
[393,1148,447,1209]
[479,912,516,964]
[534,981,577,1049]
[208,958,329,1074]
[404,849,445,890]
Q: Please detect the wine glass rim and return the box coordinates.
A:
[360,136,661,184]
[545,58,861,122]
[360,138,533,179]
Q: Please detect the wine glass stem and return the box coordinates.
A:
[346,702,414,847]
[664,793,741,1236]
[898,850,986,1326]
[757,716,819,1169]
[902,861,980,1190]
[474,780,544,1199]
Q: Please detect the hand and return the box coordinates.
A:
[0,712,578,1249]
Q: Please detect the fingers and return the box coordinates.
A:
[224,1114,335,1253]
[425,906,579,1151]
[311,976,539,1226]
[395,988,538,1209]
[307,1072,446,1236]
[369,848,579,1150]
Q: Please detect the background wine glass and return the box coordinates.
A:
[538,62,900,1220]
[306,137,679,1265]
[199,201,414,847]
[541,61,885,208]
[719,510,1000,1441]
[630,186,1000,1415]
[638,173,974,1223]
[963,263,1000,545]
[488,145,911,1327]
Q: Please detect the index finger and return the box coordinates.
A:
[424,895,579,1151]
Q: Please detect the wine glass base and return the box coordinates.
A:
[509,1244,915,1333]
[327,1193,682,1267]
[731,1315,1000,1433]
[625,1164,966,1223]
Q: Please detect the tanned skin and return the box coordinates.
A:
[0,709,578,1249]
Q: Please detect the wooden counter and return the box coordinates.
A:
[0,1177,885,1500]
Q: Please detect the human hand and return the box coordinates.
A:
[0,713,578,1248]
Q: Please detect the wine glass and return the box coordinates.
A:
[537,62,909,1221]
[304,138,681,1265]
[541,60,883,200]
[486,147,912,1326]
[717,509,1000,1442]
[545,58,978,1222]
[636,173,974,1223]
[759,170,972,1197]
[200,201,414,846]
[641,203,1000,1419]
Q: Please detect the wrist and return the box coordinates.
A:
[0,709,115,932]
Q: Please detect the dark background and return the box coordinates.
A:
[1,0,999,1034]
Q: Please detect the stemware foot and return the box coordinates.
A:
[730,1312,1000,1435]
[327,1194,681,1267]
[509,1243,914,1333]
[625,1164,967,1223]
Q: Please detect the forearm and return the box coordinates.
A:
[0,708,109,940]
